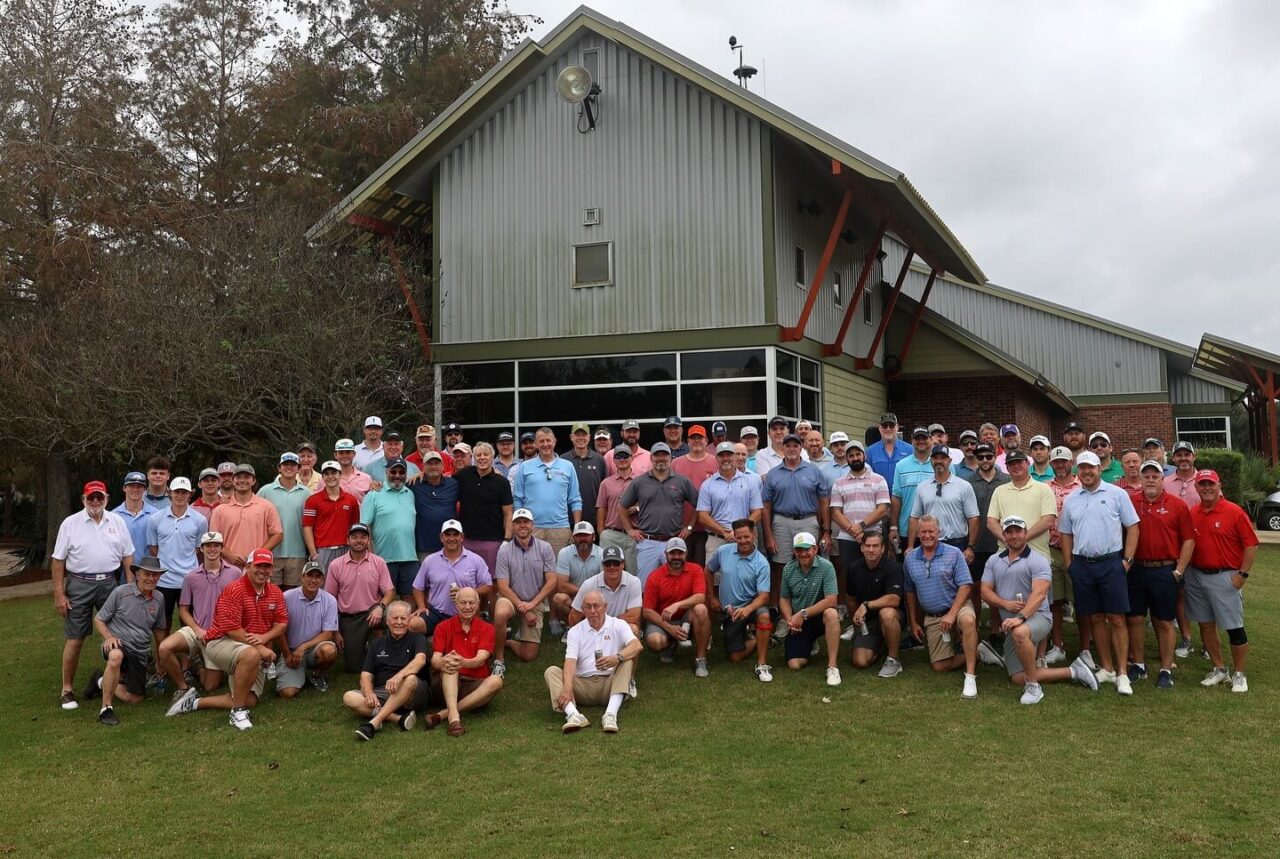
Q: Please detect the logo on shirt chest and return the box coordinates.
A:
[267,602,278,610]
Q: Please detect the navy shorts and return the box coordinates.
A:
[784,615,828,661]
[1126,564,1178,621]
[1068,557,1129,617]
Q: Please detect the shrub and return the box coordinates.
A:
[1193,449,1245,504]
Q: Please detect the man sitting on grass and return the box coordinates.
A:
[546,589,642,734]
[425,587,503,737]
[84,557,168,726]
[343,601,430,740]
[276,561,339,699]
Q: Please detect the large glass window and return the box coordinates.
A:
[1176,416,1230,450]
[519,386,677,425]
[776,350,822,426]
[680,349,766,380]
[682,381,767,418]
[445,361,514,390]
[442,392,515,426]
[520,354,675,387]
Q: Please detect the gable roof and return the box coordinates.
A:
[307,6,984,284]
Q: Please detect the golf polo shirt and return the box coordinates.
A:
[780,556,837,612]
[432,615,496,679]
[359,485,418,563]
[96,583,167,654]
[1057,482,1139,557]
[302,489,361,549]
[1189,499,1259,570]
[147,506,210,588]
[495,537,556,601]
[413,549,492,615]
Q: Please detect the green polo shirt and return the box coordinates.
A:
[257,479,310,558]
[360,485,418,563]
[1099,459,1125,484]
[781,555,837,612]
[1029,463,1053,483]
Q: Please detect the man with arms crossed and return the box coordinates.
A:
[547,589,642,734]
[425,587,503,736]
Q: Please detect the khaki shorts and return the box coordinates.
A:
[204,637,267,697]
[534,527,572,557]
[175,626,209,661]
[499,596,547,644]
[923,604,976,663]
[1050,546,1074,603]
[273,557,305,588]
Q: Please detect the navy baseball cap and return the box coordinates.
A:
[122,471,146,487]
[711,420,728,437]
[663,416,683,428]
[930,444,950,457]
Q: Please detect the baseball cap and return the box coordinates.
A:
[1194,469,1220,484]
[928,423,946,434]
[828,431,850,445]
[364,416,383,428]
[602,545,624,564]
[421,450,443,463]
[848,439,866,452]
[879,412,898,425]
[512,508,534,521]
[715,441,736,455]
[1005,449,1029,464]
[334,438,356,452]
[711,421,728,437]
[198,467,219,480]
[792,532,817,549]
[302,561,324,576]
[740,426,759,438]
[279,451,300,464]
[572,521,595,536]
[320,459,341,472]
[297,441,318,453]
[452,442,472,455]
[1063,421,1084,433]
[384,458,408,471]
[1076,451,1102,467]
[497,431,514,442]
[650,442,672,456]
[612,445,632,459]
[1088,431,1111,445]
[83,480,108,496]
[123,471,146,487]
[1172,440,1195,454]
[248,548,274,567]
[199,530,224,546]
[217,461,236,474]
[348,522,370,535]
[959,430,978,442]
[974,443,996,456]
[663,415,683,428]
[130,556,165,574]
[1140,459,1164,473]
[593,427,611,440]
[440,519,463,534]
[234,463,255,476]
[416,424,435,438]
[621,420,640,431]
[571,421,590,434]
[768,416,788,428]
[169,477,192,492]
[384,431,402,442]
[930,444,950,457]
[665,537,688,554]
[1029,435,1050,447]
[1000,423,1019,436]
[687,424,707,438]
[519,432,535,442]
[1000,515,1028,531]
[443,422,462,434]
[911,426,930,438]
[1049,445,1073,462]
[782,433,802,445]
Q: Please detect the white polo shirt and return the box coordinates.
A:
[353,442,385,471]
[51,509,134,574]
[566,614,637,678]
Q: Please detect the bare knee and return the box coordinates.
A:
[278,686,301,699]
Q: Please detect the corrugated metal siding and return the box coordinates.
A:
[823,365,886,435]
[885,313,1001,375]
[436,34,765,344]
[888,238,1164,396]
[1170,372,1233,405]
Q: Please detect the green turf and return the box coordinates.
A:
[3,549,1278,858]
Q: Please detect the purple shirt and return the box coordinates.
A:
[283,587,339,649]
[178,562,243,628]
[412,548,493,614]
[495,537,556,600]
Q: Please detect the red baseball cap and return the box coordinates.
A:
[1194,469,1220,484]
[83,481,108,496]
[248,548,275,567]
[687,424,708,438]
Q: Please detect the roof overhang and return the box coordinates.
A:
[1195,333,1280,394]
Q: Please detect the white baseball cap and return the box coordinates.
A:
[512,508,534,521]
[572,521,595,536]
[1076,451,1102,467]
[365,416,383,428]
[440,519,463,534]
[828,431,850,445]
[792,532,817,549]
[1049,446,1073,463]
[665,537,688,554]
[168,477,192,492]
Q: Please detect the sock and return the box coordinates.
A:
[97,677,104,689]
[605,693,624,717]
[563,702,581,719]
[100,706,110,714]
[1132,662,1146,671]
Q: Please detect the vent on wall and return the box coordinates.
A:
[583,207,601,226]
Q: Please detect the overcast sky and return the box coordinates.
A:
[525,0,1279,349]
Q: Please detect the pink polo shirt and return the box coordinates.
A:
[605,446,651,477]
[1163,470,1197,503]
[340,470,373,503]
[596,473,635,531]
[323,550,393,614]
[209,495,283,562]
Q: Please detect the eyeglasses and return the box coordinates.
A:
[961,440,976,446]
[87,493,106,501]
[1089,442,1110,449]
[880,423,896,429]
[976,454,995,461]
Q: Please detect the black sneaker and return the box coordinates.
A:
[901,634,924,651]
[1127,663,1148,682]
[1156,669,1174,690]
[98,707,119,727]
[355,722,376,741]
[986,632,1006,650]
[83,669,103,701]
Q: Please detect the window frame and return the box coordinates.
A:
[572,241,614,289]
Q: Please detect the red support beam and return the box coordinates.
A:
[821,221,886,357]
[347,214,433,365]
[891,265,937,377]
[856,255,925,370]
[782,186,854,342]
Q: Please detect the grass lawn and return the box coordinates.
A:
[3,548,1279,858]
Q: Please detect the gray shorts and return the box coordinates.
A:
[275,648,325,691]
[770,514,818,564]
[1184,567,1244,629]
[64,575,116,640]
[1002,613,1051,676]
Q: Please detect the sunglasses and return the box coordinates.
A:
[976,454,995,461]
[1089,442,1110,449]
[87,493,106,501]
[935,483,944,497]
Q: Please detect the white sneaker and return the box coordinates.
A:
[810,640,821,657]
[562,712,589,733]
[165,687,200,717]
[826,667,842,687]
[1069,656,1099,691]
[1116,675,1133,696]
[601,713,619,733]
[961,673,978,699]
[694,658,709,678]
[492,660,507,678]
[559,631,568,645]
[264,662,277,681]
[1044,645,1066,665]
[877,657,903,678]
[755,663,774,683]
[1201,666,1230,687]
[1078,649,1097,671]
[840,625,857,641]
[627,678,638,699]
[1095,669,1117,685]
[977,640,1003,668]
[1020,682,1044,705]
[1231,672,1249,693]
[1174,638,1192,658]
[229,707,253,731]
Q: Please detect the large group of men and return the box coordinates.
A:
[51,411,1259,734]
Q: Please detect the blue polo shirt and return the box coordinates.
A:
[362,457,421,484]
[817,459,849,493]
[113,502,156,569]
[891,455,935,533]
[953,461,977,481]
[865,439,910,487]
[697,470,763,530]
[257,479,311,558]
[409,476,460,554]
[762,461,829,518]
[146,506,209,589]
[707,543,771,607]
[903,543,972,615]
[1057,481,1139,557]
[360,484,419,563]
[511,457,582,529]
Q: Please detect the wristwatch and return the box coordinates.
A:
[1123,557,1134,566]
[800,608,809,620]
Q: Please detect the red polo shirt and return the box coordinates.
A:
[406,451,455,476]
[642,562,706,614]
[204,575,288,642]
[1133,491,1193,562]
[432,614,495,679]
[1189,498,1258,570]
[302,489,361,548]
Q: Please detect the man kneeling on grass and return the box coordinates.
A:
[424,588,503,737]
[277,561,339,698]
[779,532,842,687]
[84,557,168,726]
[344,601,431,740]
[979,516,1098,704]
[546,589,642,734]
[903,517,982,699]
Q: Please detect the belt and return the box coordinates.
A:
[1137,560,1176,568]
[606,528,629,535]
[1079,551,1121,564]
[642,533,675,542]
[69,572,115,581]
[924,610,951,618]
[775,513,815,521]
[339,610,376,619]
[1195,567,1228,575]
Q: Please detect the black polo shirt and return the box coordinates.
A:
[454,466,513,541]
[561,449,606,519]
[362,630,428,688]
[846,555,904,604]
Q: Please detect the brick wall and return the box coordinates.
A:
[1056,403,1175,452]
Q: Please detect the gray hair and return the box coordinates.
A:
[472,441,494,457]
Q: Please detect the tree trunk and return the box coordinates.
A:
[44,453,69,562]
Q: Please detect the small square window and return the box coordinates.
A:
[573,242,613,288]
[794,247,806,288]
[833,270,843,306]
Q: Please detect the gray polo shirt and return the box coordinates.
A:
[909,476,979,541]
[968,469,1011,553]
[556,543,603,586]
[96,583,167,655]
[980,547,1052,620]
[571,571,644,618]
[495,537,556,601]
[618,472,698,535]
